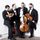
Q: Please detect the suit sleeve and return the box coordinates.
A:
[24,8,29,15]
[2,11,9,20]
[25,8,29,15]
[34,10,38,23]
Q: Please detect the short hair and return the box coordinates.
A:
[29,3,33,6]
[21,2,25,4]
[12,4,15,7]
[5,5,10,8]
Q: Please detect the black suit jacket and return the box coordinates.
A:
[16,7,28,25]
[9,9,19,22]
[28,9,38,29]
[16,7,28,16]
[2,10,9,20]
[2,10,15,27]
[2,10,10,26]
[30,9,38,23]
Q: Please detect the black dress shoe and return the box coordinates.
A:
[29,36,34,38]
[20,36,25,38]
[8,37,12,39]
[10,38,16,40]
[19,35,25,38]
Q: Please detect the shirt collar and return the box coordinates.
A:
[31,7,34,10]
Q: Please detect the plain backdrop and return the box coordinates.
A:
[0,0,40,37]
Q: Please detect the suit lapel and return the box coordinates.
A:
[19,7,25,15]
[23,7,25,15]
[31,9,34,14]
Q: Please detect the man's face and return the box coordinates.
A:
[12,5,16,10]
[6,7,10,11]
[29,5,33,9]
[21,4,24,8]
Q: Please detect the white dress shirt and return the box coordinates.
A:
[20,9,24,23]
[29,7,33,14]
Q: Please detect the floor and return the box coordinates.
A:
[1,36,40,40]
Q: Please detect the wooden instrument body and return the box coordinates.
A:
[6,12,14,18]
[20,13,32,32]
[20,23,29,32]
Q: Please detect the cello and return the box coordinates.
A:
[19,13,32,32]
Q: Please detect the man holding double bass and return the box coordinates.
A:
[16,2,28,38]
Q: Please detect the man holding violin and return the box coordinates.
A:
[2,5,16,40]
[28,3,38,38]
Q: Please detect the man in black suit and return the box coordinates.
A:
[16,2,28,38]
[28,3,38,38]
[2,5,16,40]
[11,4,19,36]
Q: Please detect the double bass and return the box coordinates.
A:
[19,13,32,32]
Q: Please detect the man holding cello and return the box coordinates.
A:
[16,2,28,38]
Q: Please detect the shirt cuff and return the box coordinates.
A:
[32,20,35,23]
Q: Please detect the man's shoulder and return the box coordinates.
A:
[24,7,28,9]
[2,10,7,13]
[3,10,6,12]
[24,7,28,11]
[33,9,38,12]
[16,7,21,11]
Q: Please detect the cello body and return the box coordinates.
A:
[20,15,29,32]
[20,13,32,32]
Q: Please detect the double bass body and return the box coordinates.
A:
[20,13,32,32]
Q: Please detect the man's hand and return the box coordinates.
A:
[6,15,9,17]
[12,13,14,17]
[25,13,30,18]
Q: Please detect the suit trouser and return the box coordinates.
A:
[15,21,24,36]
[8,27,13,38]
[7,22,14,39]
[30,28,34,36]
[29,21,36,36]
[8,24,14,38]
[15,21,20,35]
[4,20,15,39]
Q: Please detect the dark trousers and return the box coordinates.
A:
[30,28,34,36]
[28,21,36,36]
[8,27,13,38]
[5,22,14,39]
[15,21,24,36]
[19,31,25,36]
[8,23,15,39]
[4,20,15,39]
[15,21,20,35]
